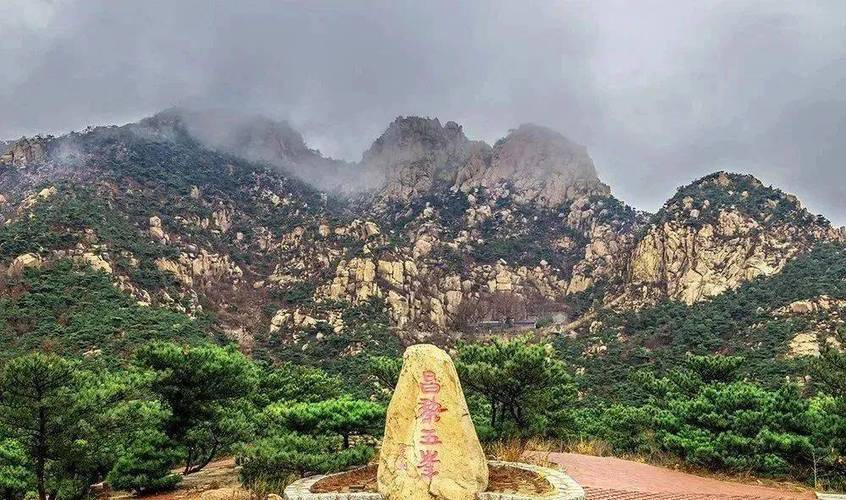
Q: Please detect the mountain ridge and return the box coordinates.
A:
[0,109,842,354]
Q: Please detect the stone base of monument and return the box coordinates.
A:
[283,460,585,500]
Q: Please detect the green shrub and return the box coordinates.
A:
[239,432,373,484]
[134,342,260,474]
[257,364,343,406]
[0,437,32,500]
[0,262,208,359]
[107,431,181,493]
[574,405,659,456]
[262,398,384,449]
[457,337,577,438]
[637,356,818,479]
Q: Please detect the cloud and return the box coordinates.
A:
[1,0,845,222]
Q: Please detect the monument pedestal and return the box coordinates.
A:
[284,461,584,500]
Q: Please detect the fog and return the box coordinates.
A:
[1,1,845,221]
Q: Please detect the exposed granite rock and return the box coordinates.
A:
[788,332,821,357]
[149,215,168,242]
[362,117,473,200]
[76,252,113,274]
[774,296,846,316]
[155,250,243,287]
[8,253,43,277]
[0,137,47,167]
[20,185,58,211]
[454,124,610,207]
[627,173,843,305]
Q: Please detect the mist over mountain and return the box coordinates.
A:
[145,108,615,202]
[3,1,846,223]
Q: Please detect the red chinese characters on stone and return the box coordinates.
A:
[419,428,442,445]
[418,397,447,424]
[416,370,447,482]
[417,450,440,480]
[419,370,441,394]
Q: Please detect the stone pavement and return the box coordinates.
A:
[548,453,816,500]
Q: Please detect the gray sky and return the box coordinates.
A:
[2,0,845,222]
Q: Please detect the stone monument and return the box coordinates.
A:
[377,344,489,500]
[283,343,585,500]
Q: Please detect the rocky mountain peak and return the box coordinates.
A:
[657,171,824,229]
[494,124,599,180]
[360,116,475,200]
[628,170,843,305]
[453,123,610,206]
[363,118,611,207]
[179,108,314,163]
[363,116,469,158]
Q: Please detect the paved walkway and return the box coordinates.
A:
[548,453,816,500]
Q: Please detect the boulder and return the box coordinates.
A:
[79,253,113,274]
[789,300,815,314]
[364,221,380,237]
[377,344,488,500]
[8,253,42,277]
[788,332,821,358]
[199,487,249,500]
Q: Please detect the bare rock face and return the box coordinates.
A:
[629,215,791,304]
[7,253,42,277]
[378,344,488,500]
[788,332,821,357]
[365,119,611,209]
[155,250,243,287]
[0,138,47,167]
[455,124,610,206]
[76,253,112,274]
[362,117,473,199]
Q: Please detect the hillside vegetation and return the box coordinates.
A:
[0,110,844,497]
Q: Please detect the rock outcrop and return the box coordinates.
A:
[454,124,610,207]
[155,250,243,287]
[0,137,47,167]
[627,172,842,305]
[364,119,610,208]
[362,117,474,199]
[7,253,43,277]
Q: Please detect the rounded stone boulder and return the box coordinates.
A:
[377,344,488,500]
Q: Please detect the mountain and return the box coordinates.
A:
[157,108,356,192]
[0,109,843,370]
[628,172,844,305]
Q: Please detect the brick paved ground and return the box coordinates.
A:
[548,453,816,500]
